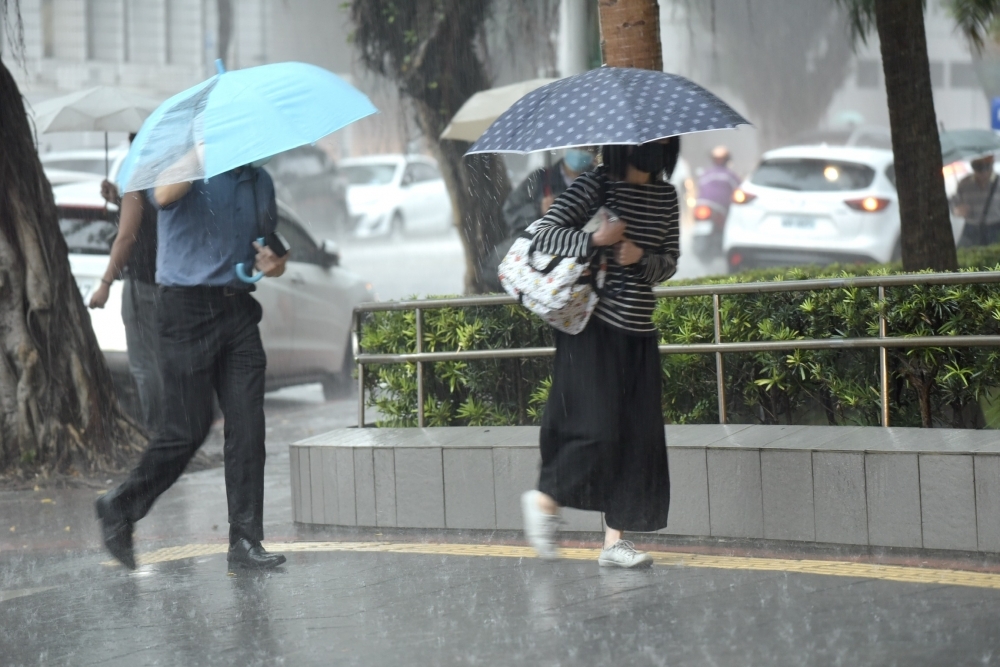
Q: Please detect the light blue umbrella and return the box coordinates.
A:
[116,60,377,193]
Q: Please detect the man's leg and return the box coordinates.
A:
[98,288,220,567]
[216,293,284,568]
[122,279,165,437]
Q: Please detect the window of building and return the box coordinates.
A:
[951,62,980,89]
[856,60,880,89]
[41,0,55,58]
[929,61,944,89]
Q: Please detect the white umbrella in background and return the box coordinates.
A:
[440,78,557,143]
[31,86,162,177]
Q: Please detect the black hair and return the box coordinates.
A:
[600,136,682,183]
[601,145,631,181]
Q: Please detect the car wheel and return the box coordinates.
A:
[321,342,355,401]
[389,212,405,242]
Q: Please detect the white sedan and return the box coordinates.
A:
[40,147,129,186]
[340,154,453,238]
[55,181,374,400]
[723,145,964,272]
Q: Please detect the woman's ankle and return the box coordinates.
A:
[535,491,559,515]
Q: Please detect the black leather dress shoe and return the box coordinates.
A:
[227,537,286,570]
[95,492,136,570]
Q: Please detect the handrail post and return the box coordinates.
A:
[713,293,727,424]
[878,285,890,427]
[416,307,425,428]
[356,310,365,428]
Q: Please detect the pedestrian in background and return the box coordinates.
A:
[520,139,680,568]
[696,145,740,216]
[96,150,290,571]
[952,154,1000,247]
[89,133,163,438]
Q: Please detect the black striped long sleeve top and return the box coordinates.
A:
[530,168,679,336]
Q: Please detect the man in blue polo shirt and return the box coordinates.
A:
[96,156,290,571]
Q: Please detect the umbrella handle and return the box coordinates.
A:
[235,237,267,283]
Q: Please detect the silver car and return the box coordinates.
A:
[55,180,373,401]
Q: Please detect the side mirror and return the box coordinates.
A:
[321,239,340,268]
[401,173,413,187]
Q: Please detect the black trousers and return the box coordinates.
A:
[538,318,670,532]
[114,287,268,544]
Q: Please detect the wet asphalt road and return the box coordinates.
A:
[3,385,1000,665]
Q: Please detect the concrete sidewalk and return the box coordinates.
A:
[3,387,1000,666]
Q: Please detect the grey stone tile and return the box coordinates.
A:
[560,507,603,532]
[443,449,496,529]
[373,449,396,528]
[813,452,868,546]
[298,447,312,524]
[664,424,753,448]
[866,453,921,548]
[354,449,377,527]
[975,455,1000,551]
[768,426,864,450]
[289,446,300,523]
[707,449,763,538]
[920,455,976,551]
[659,447,709,536]
[723,425,810,450]
[761,450,815,542]
[395,448,445,528]
[309,447,325,525]
[335,448,356,526]
[493,448,540,530]
[321,448,339,525]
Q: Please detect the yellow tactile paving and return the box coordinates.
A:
[106,541,1000,591]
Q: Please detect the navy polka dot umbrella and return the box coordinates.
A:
[466,67,750,155]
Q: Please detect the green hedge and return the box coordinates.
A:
[361,246,1000,429]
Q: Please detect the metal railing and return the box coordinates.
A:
[352,271,1000,429]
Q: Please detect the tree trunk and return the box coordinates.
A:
[597,0,662,70]
[0,60,143,476]
[874,0,958,272]
[399,4,511,294]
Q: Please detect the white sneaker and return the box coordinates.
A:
[598,540,653,569]
[521,490,560,560]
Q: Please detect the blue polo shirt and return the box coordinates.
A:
[150,167,277,289]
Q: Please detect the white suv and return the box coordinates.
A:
[723,145,964,272]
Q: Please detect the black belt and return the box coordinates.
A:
[160,284,253,297]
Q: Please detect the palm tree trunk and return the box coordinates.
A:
[597,0,662,70]
[874,0,958,272]
[0,60,143,476]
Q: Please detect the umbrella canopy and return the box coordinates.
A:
[31,86,161,134]
[467,67,750,155]
[117,60,378,193]
[440,78,556,142]
[940,129,1000,165]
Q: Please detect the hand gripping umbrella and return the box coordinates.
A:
[466,67,750,155]
[116,60,378,282]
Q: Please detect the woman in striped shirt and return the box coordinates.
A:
[521,140,679,569]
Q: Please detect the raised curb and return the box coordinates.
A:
[289,425,1000,552]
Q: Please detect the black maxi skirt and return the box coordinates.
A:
[537,318,670,532]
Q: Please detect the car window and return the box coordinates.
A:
[410,163,440,182]
[276,215,321,265]
[59,207,116,254]
[750,159,876,192]
[341,164,397,185]
[885,164,896,189]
